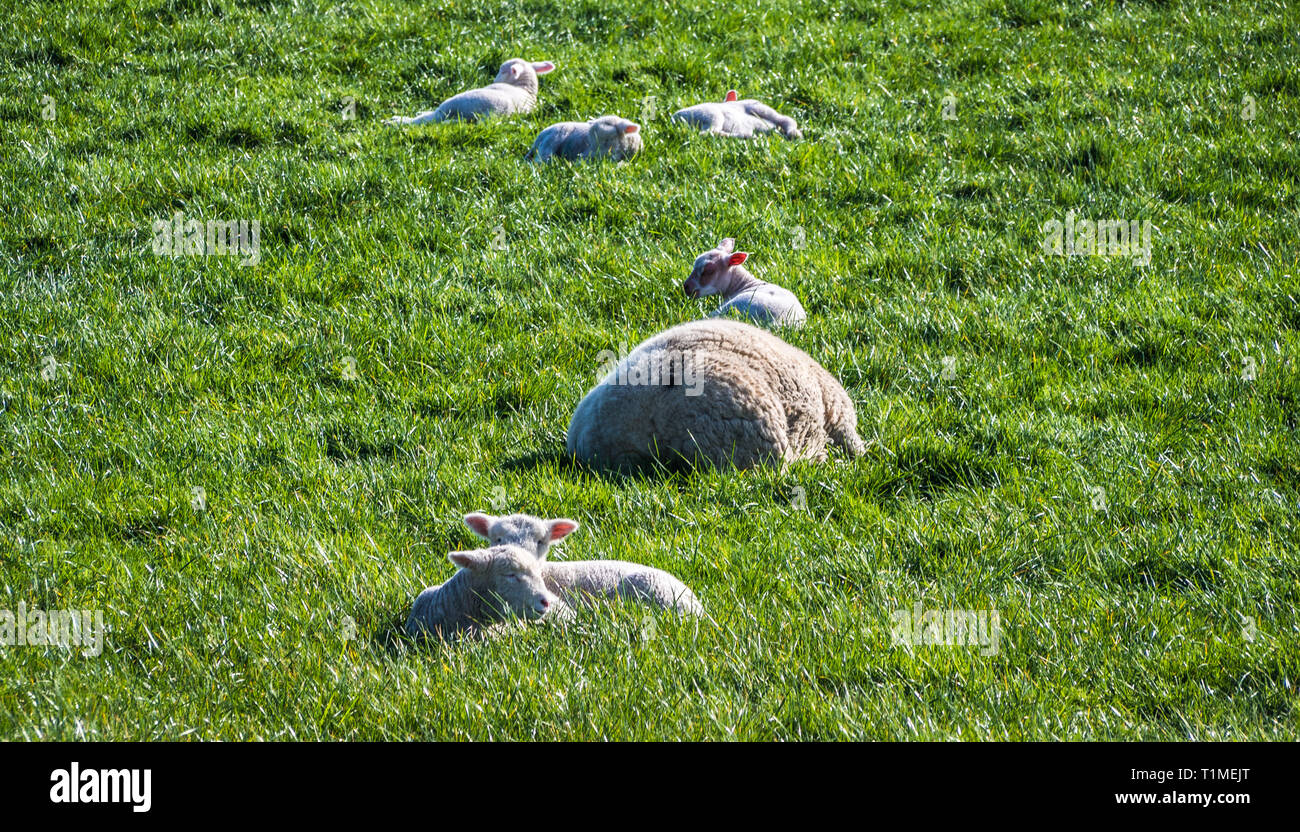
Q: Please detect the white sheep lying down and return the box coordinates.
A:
[403,546,572,644]
[671,90,803,139]
[405,545,569,642]
[526,116,643,162]
[463,512,704,616]
[386,58,555,126]
[684,237,806,329]
[567,319,864,471]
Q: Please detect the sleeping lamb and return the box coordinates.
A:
[385,58,555,126]
[566,319,865,471]
[405,545,567,642]
[671,90,803,139]
[461,512,703,616]
[526,116,643,162]
[684,238,806,328]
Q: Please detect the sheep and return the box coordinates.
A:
[684,238,806,329]
[462,511,702,616]
[462,511,580,561]
[671,90,803,139]
[405,545,567,642]
[566,319,865,471]
[385,58,555,126]
[525,116,643,162]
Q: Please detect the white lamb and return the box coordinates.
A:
[684,238,806,329]
[671,90,803,139]
[566,319,865,471]
[525,116,643,162]
[463,511,704,616]
[405,545,566,642]
[385,58,555,126]
[462,511,580,561]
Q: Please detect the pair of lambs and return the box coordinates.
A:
[385,58,642,162]
[385,59,802,163]
[406,512,703,641]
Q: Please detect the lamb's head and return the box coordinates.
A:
[494,58,555,92]
[587,116,642,160]
[684,237,750,299]
[449,545,557,620]
[464,511,580,560]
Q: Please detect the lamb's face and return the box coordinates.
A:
[450,546,556,620]
[684,239,747,298]
[588,116,641,156]
[495,58,554,88]
[463,511,580,560]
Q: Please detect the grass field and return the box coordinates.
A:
[1,0,1297,740]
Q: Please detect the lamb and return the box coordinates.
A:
[385,58,555,126]
[525,116,643,162]
[463,511,703,616]
[462,511,580,561]
[684,238,806,329]
[671,90,803,139]
[566,319,865,471]
[405,545,566,642]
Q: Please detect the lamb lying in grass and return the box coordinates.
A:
[385,58,555,126]
[684,238,806,329]
[463,511,704,616]
[671,90,803,139]
[405,545,566,642]
[567,319,864,470]
[526,116,643,162]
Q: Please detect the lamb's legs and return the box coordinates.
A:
[385,109,441,127]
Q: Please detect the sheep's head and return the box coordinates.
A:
[587,116,642,159]
[449,545,557,620]
[463,511,580,560]
[495,58,555,90]
[684,238,749,299]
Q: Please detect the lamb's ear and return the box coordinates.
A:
[463,513,493,539]
[623,122,639,134]
[729,251,749,266]
[547,519,580,542]
[718,238,736,253]
[449,550,488,570]
[532,61,555,74]
[724,90,739,102]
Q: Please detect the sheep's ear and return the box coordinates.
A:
[547,519,580,542]
[532,61,555,74]
[463,513,493,539]
[729,252,749,266]
[623,122,639,134]
[449,550,488,570]
[724,90,739,102]
[509,64,522,79]
[718,238,736,253]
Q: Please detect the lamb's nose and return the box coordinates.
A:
[539,597,550,609]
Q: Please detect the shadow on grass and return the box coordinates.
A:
[501,448,696,484]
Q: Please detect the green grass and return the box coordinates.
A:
[1,0,1297,740]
